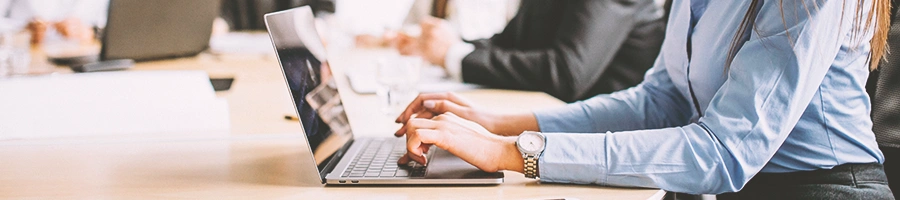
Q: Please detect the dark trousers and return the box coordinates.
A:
[717,163,894,200]
[885,146,900,200]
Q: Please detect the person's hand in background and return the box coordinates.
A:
[355,30,400,48]
[398,112,524,173]
[394,31,420,56]
[415,17,461,67]
[26,18,48,45]
[27,17,95,45]
[53,17,94,43]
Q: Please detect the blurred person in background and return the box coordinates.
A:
[355,0,519,47]
[396,0,669,102]
[0,0,107,45]
[867,0,900,199]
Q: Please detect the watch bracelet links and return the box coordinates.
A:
[524,155,538,178]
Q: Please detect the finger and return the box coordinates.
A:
[396,93,456,123]
[445,92,472,107]
[418,144,431,155]
[394,111,434,137]
[423,100,468,118]
[413,129,444,149]
[394,123,407,137]
[407,118,439,130]
[407,129,442,166]
[404,120,439,156]
[398,153,411,165]
[406,134,428,165]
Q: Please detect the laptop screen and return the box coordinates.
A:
[264,6,351,176]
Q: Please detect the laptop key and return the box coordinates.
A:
[395,170,409,177]
[364,172,380,177]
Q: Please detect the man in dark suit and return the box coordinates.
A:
[868,0,900,199]
[398,0,668,102]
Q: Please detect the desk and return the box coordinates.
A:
[0,39,664,199]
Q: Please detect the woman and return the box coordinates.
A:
[393,0,895,198]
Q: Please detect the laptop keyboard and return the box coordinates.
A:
[340,138,427,178]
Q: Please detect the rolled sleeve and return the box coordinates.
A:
[443,42,475,83]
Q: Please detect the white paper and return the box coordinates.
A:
[0,71,230,140]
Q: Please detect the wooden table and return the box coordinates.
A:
[0,40,664,199]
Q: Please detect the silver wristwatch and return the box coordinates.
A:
[516,131,546,179]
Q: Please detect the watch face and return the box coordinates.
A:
[519,132,545,153]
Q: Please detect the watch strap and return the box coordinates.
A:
[523,154,539,178]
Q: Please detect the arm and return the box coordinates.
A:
[537,0,855,194]
[535,54,693,133]
[396,47,692,136]
[460,0,656,102]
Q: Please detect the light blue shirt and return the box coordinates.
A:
[533,0,885,194]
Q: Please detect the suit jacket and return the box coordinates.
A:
[868,0,900,149]
[460,0,668,102]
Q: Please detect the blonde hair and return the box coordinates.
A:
[727,0,890,71]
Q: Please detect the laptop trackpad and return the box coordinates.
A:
[425,148,504,179]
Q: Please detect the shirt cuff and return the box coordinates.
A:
[538,133,609,185]
[443,42,475,83]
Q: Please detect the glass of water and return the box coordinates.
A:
[0,28,31,78]
[376,55,422,115]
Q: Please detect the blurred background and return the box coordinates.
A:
[0,0,523,139]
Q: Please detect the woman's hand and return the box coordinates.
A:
[394,92,541,136]
[394,92,498,136]
[399,113,524,173]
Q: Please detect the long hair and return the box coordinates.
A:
[726,0,890,71]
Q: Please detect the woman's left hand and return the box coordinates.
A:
[399,112,524,173]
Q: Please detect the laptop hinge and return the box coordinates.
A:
[318,138,354,183]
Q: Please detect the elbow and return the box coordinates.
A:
[691,169,747,194]
[683,154,754,194]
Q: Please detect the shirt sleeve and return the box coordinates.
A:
[534,54,694,133]
[536,0,859,194]
[443,41,475,83]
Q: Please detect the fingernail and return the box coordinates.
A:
[424,100,436,109]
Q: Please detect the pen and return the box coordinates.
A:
[284,115,299,121]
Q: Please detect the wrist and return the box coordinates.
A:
[498,137,524,173]
[478,112,500,134]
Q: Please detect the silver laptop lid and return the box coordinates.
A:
[264,6,353,183]
[102,0,219,61]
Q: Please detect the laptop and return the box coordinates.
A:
[50,0,219,67]
[263,6,504,185]
[101,0,220,61]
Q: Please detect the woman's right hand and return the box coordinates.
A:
[394,92,498,137]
